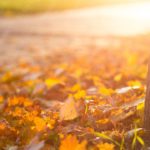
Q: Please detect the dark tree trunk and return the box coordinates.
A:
[144,60,150,130]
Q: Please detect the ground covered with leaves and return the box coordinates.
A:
[0,35,150,150]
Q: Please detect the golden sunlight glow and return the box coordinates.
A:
[100,2,150,19]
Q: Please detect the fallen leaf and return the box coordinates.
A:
[127,80,142,88]
[99,87,114,96]
[97,143,114,150]
[59,135,87,150]
[114,74,122,82]
[45,78,61,88]
[74,90,86,100]
[59,98,79,121]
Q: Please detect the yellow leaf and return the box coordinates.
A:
[137,102,144,120]
[59,135,87,150]
[59,98,79,121]
[127,80,142,87]
[97,143,114,150]
[137,103,144,111]
[74,90,86,100]
[45,78,61,88]
[114,74,122,82]
[99,87,114,96]
[71,84,81,92]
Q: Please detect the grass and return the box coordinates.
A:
[0,0,53,13]
[0,0,148,14]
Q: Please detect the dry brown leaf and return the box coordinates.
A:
[59,98,79,121]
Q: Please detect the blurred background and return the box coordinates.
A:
[0,0,150,62]
[0,0,149,13]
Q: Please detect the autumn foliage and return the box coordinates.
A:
[0,37,149,149]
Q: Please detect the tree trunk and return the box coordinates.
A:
[144,60,150,130]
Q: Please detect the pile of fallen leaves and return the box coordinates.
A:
[0,37,150,150]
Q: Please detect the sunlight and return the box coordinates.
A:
[1,0,150,149]
[64,1,150,36]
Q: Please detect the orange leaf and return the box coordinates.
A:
[97,143,114,150]
[59,135,87,150]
